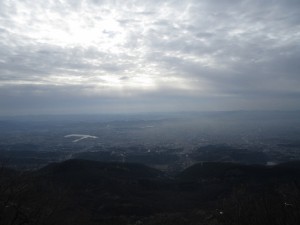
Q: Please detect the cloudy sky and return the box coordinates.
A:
[0,0,300,115]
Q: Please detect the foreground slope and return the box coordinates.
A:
[1,160,300,225]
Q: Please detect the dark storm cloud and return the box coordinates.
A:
[0,0,299,115]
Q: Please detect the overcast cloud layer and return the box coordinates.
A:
[0,0,300,115]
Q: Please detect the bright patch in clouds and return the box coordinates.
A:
[0,0,300,114]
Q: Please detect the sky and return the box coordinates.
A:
[0,0,300,115]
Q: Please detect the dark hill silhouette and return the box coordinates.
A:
[38,159,162,179]
[275,160,300,169]
[35,159,164,196]
[1,160,300,225]
[179,161,300,181]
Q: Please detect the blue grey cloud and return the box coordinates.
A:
[0,0,299,115]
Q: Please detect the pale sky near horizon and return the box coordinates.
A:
[0,0,300,115]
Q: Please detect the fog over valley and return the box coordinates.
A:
[1,111,299,170]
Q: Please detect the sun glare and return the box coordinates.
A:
[18,4,182,92]
[37,9,126,51]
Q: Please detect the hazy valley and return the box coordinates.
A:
[1,111,300,224]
